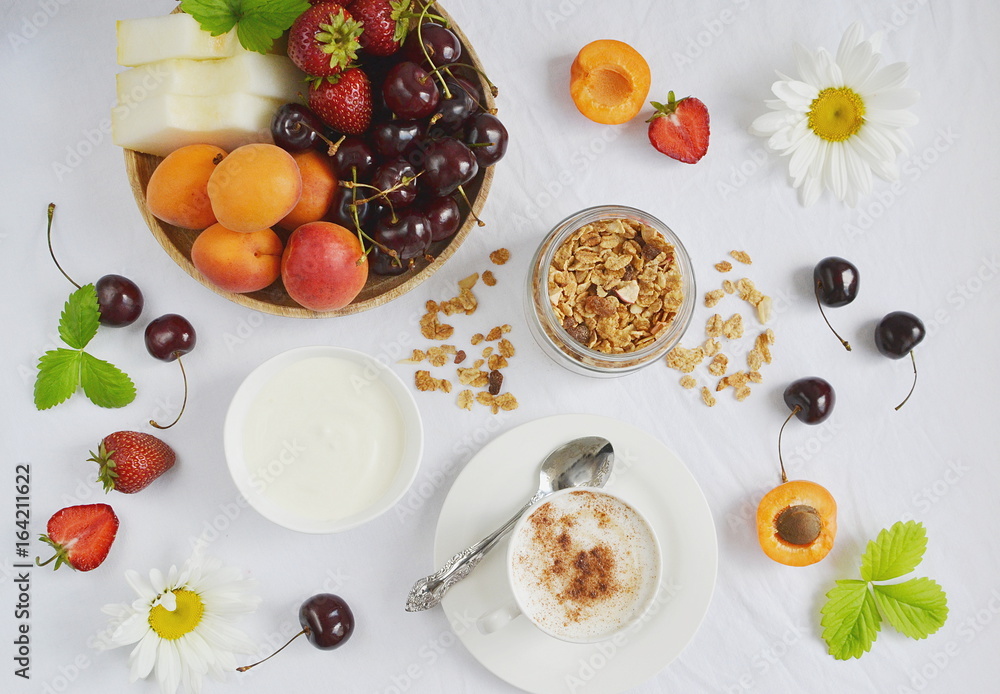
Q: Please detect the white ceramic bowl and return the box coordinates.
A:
[224,346,423,533]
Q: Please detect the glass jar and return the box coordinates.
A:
[525,205,695,377]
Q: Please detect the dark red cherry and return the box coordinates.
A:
[382,61,440,119]
[145,314,195,430]
[875,311,925,358]
[95,274,144,327]
[332,137,377,182]
[420,196,461,241]
[237,593,355,673]
[783,377,835,424]
[465,113,508,167]
[813,256,859,350]
[403,23,462,67]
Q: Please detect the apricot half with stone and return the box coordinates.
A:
[570,39,651,124]
[756,480,836,567]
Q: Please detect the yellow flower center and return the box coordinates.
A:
[807,87,866,142]
[148,590,204,640]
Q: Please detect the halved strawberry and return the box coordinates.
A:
[647,92,710,164]
[36,504,119,572]
[89,431,176,494]
[288,2,363,77]
[309,68,373,135]
[349,0,411,57]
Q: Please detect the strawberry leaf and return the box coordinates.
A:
[872,578,948,640]
[34,349,82,410]
[180,0,241,36]
[238,0,311,54]
[860,520,927,582]
[79,353,136,409]
[820,579,881,660]
[59,284,100,350]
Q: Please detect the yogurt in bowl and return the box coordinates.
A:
[224,346,423,533]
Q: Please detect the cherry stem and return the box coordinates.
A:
[434,62,498,98]
[894,350,918,411]
[441,67,496,114]
[236,627,309,672]
[353,173,421,207]
[150,356,188,430]
[456,185,484,227]
[815,282,850,351]
[416,16,452,99]
[777,405,800,484]
[46,203,81,289]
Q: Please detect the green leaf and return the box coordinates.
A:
[873,578,948,639]
[180,0,241,36]
[34,349,82,410]
[79,353,136,408]
[58,284,100,350]
[860,520,928,582]
[238,0,311,54]
[820,579,882,660]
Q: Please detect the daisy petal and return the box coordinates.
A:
[836,22,865,64]
[864,87,920,111]
[865,108,919,129]
[793,43,822,86]
[863,62,910,93]
[130,630,159,681]
[772,80,817,109]
[750,110,795,136]
[126,570,156,602]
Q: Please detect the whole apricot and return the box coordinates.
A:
[146,144,227,229]
[191,223,283,293]
[570,39,651,125]
[281,221,367,311]
[207,143,302,233]
[279,149,338,230]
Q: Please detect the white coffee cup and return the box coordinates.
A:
[477,487,661,643]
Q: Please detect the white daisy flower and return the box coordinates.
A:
[749,22,919,207]
[98,551,260,694]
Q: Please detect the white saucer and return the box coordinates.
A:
[434,414,717,694]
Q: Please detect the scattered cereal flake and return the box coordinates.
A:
[454,350,466,364]
[471,333,484,345]
[415,370,446,392]
[482,270,497,286]
[705,289,724,307]
[440,379,453,393]
[730,250,752,265]
[701,387,717,407]
[666,346,705,373]
[425,300,439,313]
[498,338,515,358]
[722,314,744,340]
[476,391,494,406]
[472,359,485,369]
[748,371,763,383]
[680,376,697,389]
[419,312,454,340]
[457,367,490,388]
[501,324,512,334]
[427,346,451,367]
[735,385,752,401]
[722,279,736,294]
[756,295,773,324]
[486,326,503,341]
[399,349,426,364]
[490,248,511,265]
[488,354,509,370]
[747,349,764,371]
[482,346,494,358]
[702,338,721,357]
[715,261,733,273]
[708,353,729,377]
[706,314,724,337]
[488,369,503,395]
[755,331,774,364]
[458,273,479,290]
[495,392,518,411]
[457,390,474,410]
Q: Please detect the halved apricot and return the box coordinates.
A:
[570,39,651,124]
[756,480,837,567]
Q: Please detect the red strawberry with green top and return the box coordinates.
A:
[309,68,373,135]
[89,431,176,494]
[647,92,710,164]
[349,0,412,57]
[36,504,119,572]
[288,2,363,77]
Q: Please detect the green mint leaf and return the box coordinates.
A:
[872,578,948,640]
[180,0,241,37]
[59,284,100,350]
[34,349,82,410]
[237,0,310,54]
[79,352,136,409]
[860,520,928,582]
[820,579,881,660]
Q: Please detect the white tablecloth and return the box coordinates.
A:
[2,1,998,692]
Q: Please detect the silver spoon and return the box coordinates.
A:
[404,436,614,612]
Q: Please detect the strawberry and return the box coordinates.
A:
[89,431,176,494]
[36,504,119,572]
[308,68,373,135]
[349,0,411,57]
[288,2,363,77]
[646,92,710,164]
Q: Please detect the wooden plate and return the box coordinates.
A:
[124,4,494,318]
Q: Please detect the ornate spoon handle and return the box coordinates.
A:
[405,494,541,612]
